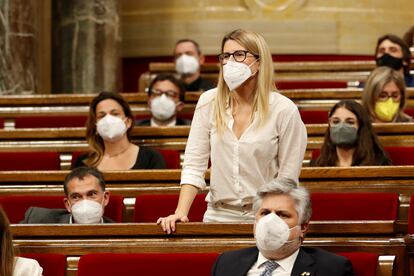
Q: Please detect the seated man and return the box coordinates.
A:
[138,74,191,126]
[211,178,355,276]
[375,34,414,87]
[174,38,215,92]
[21,166,112,224]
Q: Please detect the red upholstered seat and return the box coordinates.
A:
[311,192,399,220]
[14,115,87,128]
[337,252,378,276]
[19,253,66,276]
[77,253,219,276]
[156,149,181,169]
[134,194,207,222]
[299,110,329,124]
[0,195,124,223]
[0,152,61,170]
[384,146,414,165]
[0,118,4,128]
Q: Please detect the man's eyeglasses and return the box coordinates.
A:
[151,89,179,98]
[217,50,259,63]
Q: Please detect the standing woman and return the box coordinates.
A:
[73,92,166,170]
[158,29,307,232]
[0,207,43,275]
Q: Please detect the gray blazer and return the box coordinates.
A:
[20,207,114,224]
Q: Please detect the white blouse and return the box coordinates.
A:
[181,89,307,206]
[14,257,43,276]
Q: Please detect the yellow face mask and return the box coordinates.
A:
[374,98,400,122]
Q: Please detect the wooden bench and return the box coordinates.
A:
[1,166,414,231]
[0,123,412,168]
[11,223,400,276]
[139,60,414,91]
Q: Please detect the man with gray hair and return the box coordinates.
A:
[212,178,355,276]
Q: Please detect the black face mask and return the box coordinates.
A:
[376,53,404,71]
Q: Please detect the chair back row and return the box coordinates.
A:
[17,251,384,276]
[1,193,399,224]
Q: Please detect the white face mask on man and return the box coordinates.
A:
[223,59,258,91]
[71,199,104,224]
[175,54,200,75]
[255,212,300,255]
[150,94,177,121]
[96,114,128,142]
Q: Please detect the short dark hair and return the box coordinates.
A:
[174,39,201,55]
[148,74,186,101]
[375,34,412,75]
[63,167,105,195]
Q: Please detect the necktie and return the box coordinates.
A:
[260,260,279,276]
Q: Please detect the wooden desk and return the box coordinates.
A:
[11,223,403,276]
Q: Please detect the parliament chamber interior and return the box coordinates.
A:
[1,0,414,275]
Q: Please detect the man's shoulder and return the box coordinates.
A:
[217,247,258,262]
[22,207,70,224]
[136,119,151,126]
[300,246,351,267]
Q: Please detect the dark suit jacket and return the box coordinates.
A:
[20,207,114,224]
[136,117,191,126]
[211,247,355,276]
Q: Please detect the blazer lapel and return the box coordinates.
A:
[236,247,259,276]
[291,247,317,276]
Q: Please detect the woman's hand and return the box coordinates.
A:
[157,213,189,234]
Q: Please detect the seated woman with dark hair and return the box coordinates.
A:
[73,91,166,170]
[312,100,391,167]
[0,206,43,275]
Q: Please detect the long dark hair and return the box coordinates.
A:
[84,92,135,166]
[0,207,15,276]
[315,100,391,166]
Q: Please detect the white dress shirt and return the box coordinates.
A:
[181,88,307,207]
[14,257,43,276]
[247,249,300,276]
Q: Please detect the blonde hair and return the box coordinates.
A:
[362,67,407,120]
[214,29,275,134]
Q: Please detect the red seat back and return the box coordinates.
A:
[311,192,399,220]
[77,253,219,276]
[384,146,414,165]
[14,115,87,128]
[0,152,61,170]
[134,194,207,222]
[156,149,181,169]
[104,195,124,223]
[337,252,378,276]
[19,253,66,276]
[299,110,328,124]
[0,195,123,223]
[0,118,4,128]
[0,196,66,223]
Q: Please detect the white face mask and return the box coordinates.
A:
[175,54,200,75]
[223,59,258,91]
[71,199,104,224]
[150,94,177,121]
[255,213,299,254]
[96,114,128,142]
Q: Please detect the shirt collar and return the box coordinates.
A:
[257,248,300,272]
[150,117,177,127]
[69,215,104,224]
